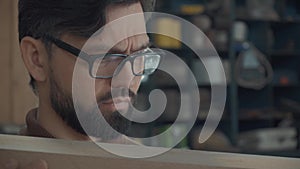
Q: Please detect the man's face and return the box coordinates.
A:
[46,2,149,140]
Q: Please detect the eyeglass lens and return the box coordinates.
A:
[91,53,160,78]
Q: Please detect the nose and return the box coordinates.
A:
[111,61,135,89]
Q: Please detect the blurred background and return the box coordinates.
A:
[1,0,300,157]
[0,0,38,134]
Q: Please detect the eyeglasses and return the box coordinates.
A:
[43,34,162,79]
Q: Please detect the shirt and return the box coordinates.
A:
[19,108,54,138]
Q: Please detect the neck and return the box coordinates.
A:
[37,98,90,141]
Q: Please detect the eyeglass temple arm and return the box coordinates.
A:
[43,34,90,60]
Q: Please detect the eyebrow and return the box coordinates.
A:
[107,41,151,54]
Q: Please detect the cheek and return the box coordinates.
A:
[95,79,110,98]
[50,52,91,98]
[50,56,75,94]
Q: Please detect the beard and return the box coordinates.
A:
[49,74,135,141]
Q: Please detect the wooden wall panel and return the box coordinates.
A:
[0,0,38,125]
[11,0,38,124]
[0,0,13,123]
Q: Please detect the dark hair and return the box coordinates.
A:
[18,0,156,94]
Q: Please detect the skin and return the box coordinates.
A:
[20,2,149,141]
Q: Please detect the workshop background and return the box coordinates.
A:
[1,0,300,157]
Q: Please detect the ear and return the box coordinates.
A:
[20,37,48,83]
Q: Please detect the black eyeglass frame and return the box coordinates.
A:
[43,34,162,79]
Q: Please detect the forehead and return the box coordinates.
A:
[83,2,149,54]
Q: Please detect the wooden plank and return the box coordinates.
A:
[0,134,300,169]
[10,0,38,124]
[0,0,13,123]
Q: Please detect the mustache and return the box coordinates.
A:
[98,88,136,103]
